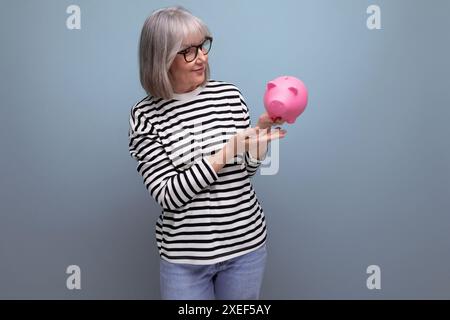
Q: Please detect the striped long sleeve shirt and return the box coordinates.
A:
[128,80,267,265]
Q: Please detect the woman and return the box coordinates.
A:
[128,6,286,300]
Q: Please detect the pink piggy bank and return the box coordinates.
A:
[263,76,308,124]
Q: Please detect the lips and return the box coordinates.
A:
[193,67,205,72]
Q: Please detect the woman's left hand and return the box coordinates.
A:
[256,112,285,130]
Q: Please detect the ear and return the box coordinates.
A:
[267,82,276,90]
[288,87,298,95]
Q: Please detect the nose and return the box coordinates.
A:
[195,48,207,63]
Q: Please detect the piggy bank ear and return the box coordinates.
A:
[267,82,277,90]
[288,87,298,96]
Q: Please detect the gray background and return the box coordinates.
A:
[1,0,449,299]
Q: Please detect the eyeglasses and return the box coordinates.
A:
[177,37,213,63]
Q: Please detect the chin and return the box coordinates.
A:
[194,74,205,84]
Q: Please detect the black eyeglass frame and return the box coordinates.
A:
[177,37,213,63]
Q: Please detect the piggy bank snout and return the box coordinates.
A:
[269,100,284,109]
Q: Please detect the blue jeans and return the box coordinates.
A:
[160,245,267,300]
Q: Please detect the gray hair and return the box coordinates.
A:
[139,6,212,100]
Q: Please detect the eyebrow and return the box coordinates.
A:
[182,38,205,48]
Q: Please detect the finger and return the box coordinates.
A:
[267,128,287,140]
[248,130,269,144]
[259,127,270,136]
[254,130,286,145]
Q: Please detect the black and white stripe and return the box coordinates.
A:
[128,80,266,265]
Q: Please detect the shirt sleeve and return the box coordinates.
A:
[237,90,266,177]
[128,108,219,211]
